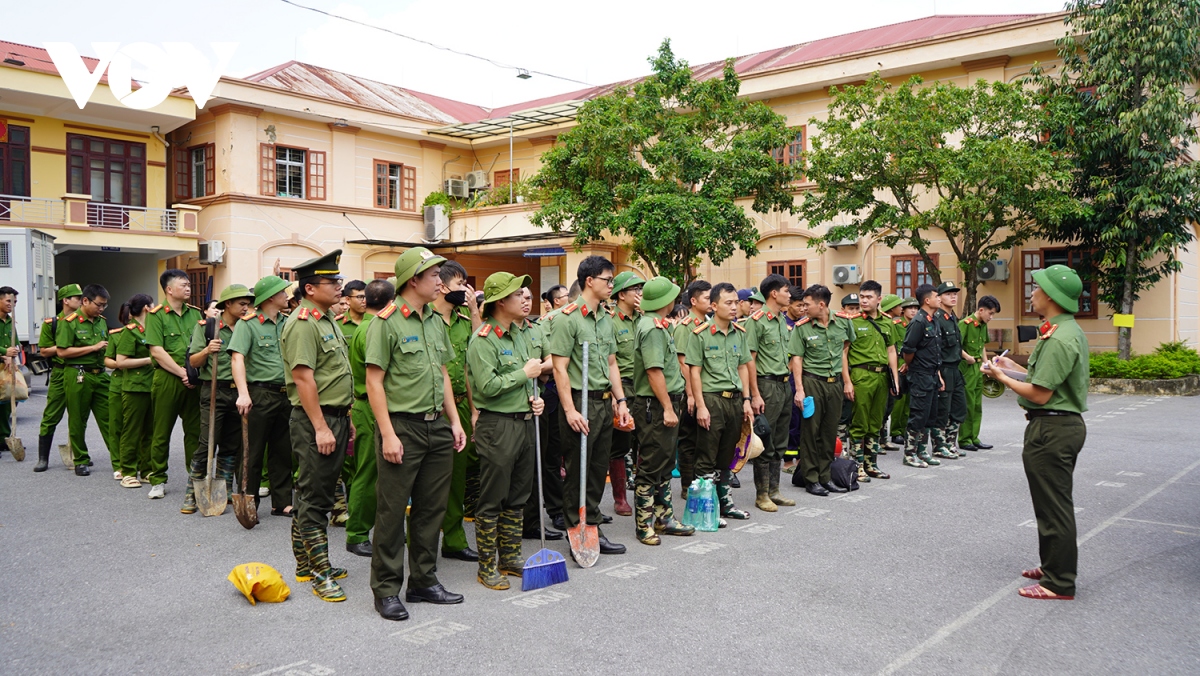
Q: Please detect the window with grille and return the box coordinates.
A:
[374,161,417,211]
[892,254,939,299]
[772,127,806,169]
[768,260,805,290]
[276,147,306,199]
[0,241,10,267]
[1022,247,1096,318]
[67,134,146,206]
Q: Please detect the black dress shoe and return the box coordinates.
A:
[441,547,479,562]
[598,534,626,555]
[405,583,464,605]
[821,482,848,494]
[523,528,565,541]
[74,465,90,476]
[975,442,993,450]
[551,514,567,531]
[374,595,409,621]
[600,512,613,524]
[958,443,978,451]
[806,483,829,496]
[891,435,905,445]
[86,460,94,467]
[729,473,741,488]
[346,541,373,557]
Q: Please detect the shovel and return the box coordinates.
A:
[5,326,24,461]
[231,413,258,529]
[566,341,599,568]
[194,334,227,516]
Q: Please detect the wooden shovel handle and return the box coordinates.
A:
[239,414,251,495]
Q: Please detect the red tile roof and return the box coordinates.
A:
[0,39,111,83]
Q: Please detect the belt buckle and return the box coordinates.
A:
[423,412,437,422]
[827,376,837,383]
[522,413,532,421]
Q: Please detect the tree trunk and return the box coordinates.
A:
[1117,238,1138,360]
[963,276,979,317]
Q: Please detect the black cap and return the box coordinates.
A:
[293,249,343,281]
[936,281,960,295]
[841,293,859,307]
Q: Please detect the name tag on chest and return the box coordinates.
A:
[402,336,419,344]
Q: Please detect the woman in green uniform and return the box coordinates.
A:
[115,295,155,488]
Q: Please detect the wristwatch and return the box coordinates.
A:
[616,397,628,404]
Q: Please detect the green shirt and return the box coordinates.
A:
[440,306,473,396]
[189,319,235,381]
[934,309,962,365]
[0,314,13,352]
[521,318,548,360]
[612,309,641,380]
[337,314,361,342]
[467,317,535,413]
[888,316,909,348]
[1020,314,1089,414]
[633,314,685,397]
[105,329,122,386]
[38,314,60,353]
[279,299,353,408]
[146,302,204,368]
[847,312,893,367]
[116,322,153,392]
[55,311,108,367]
[743,308,790,377]
[348,312,376,400]
[672,314,707,359]
[958,314,989,360]
[788,313,856,377]
[363,299,453,414]
[547,299,617,392]
[684,321,750,393]
[226,310,288,385]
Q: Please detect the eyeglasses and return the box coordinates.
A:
[347,294,365,301]
[594,276,615,286]
[87,299,108,310]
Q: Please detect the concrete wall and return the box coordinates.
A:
[55,250,160,328]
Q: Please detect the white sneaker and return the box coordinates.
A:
[113,471,123,481]
[148,484,166,499]
[258,486,270,498]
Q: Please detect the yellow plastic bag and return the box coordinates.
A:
[228,562,290,605]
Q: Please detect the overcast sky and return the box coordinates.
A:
[6,0,1066,112]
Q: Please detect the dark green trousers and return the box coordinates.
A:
[370,414,454,597]
[64,369,116,466]
[242,386,293,512]
[345,397,377,546]
[290,408,350,535]
[797,375,842,486]
[695,393,742,478]
[147,369,200,486]
[119,391,152,477]
[441,396,478,552]
[107,377,123,471]
[677,411,698,490]
[936,362,967,427]
[192,381,241,479]
[38,365,67,438]
[849,369,888,441]
[475,412,534,522]
[905,370,940,437]
[558,392,613,528]
[632,395,682,488]
[1023,414,1086,596]
[0,400,11,439]
[755,378,790,467]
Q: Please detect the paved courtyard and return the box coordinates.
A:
[1,384,1198,675]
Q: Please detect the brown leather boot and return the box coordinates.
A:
[609,459,632,516]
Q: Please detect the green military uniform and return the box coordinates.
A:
[104,329,123,474]
[0,312,14,443]
[337,313,361,341]
[788,311,855,489]
[549,297,619,531]
[684,318,751,518]
[608,302,640,514]
[344,310,378,549]
[183,306,244,512]
[529,309,566,527]
[672,312,707,492]
[333,311,363,525]
[630,276,694,545]
[37,284,82,448]
[900,307,943,467]
[846,310,895,480]
[958,313,989,448]
[116,320,153,480]
[281,250,354,602]
[933,285,968,458]
[57,308,117,470]
[366,251,459,603]
[440,303,479,556]
[466,272,538,588]
[744,305,796,508]
[145,300,204,487]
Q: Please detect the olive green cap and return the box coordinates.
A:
[880,294,902,313]
[253,276,291,307]
[640,276,680,312]
[482,272,531,305]
[56,284,82,300]
[1031,264,1082,314]
[394,247,446,288]
[749,290,766,304]
[216,284,254,307]
[611,271,645,296]
[900,296,919,309]
[936,281,960,295]
[293,249,343,281]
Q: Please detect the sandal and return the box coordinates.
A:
[1022,567,1043,580]
[271,506,294,517]
[1018,584,1073,601]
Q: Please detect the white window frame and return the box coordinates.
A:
[276,147,306,199]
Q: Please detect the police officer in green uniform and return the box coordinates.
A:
[744,273,797,512]
[685,282,753,521]
[885,297,920,448]
[34,284,83,472]
[673,280,712,496]
[876,294,903,450]
[336,280,367,341]
[845,280,899,482]
[435,260,481,563]
[932,281,968,459]
[788,285,856,495]
[115,294,155,488]
[281,250,354,603]
[181,284,254,514]
[230,275,296,518]
[900,284,945,468]
[986,264,1088,601]
[609,271,644,517]
[340,279,395,556]
[56,284,117,476]
[957,295,1000,451]
[549,255,631,556]
[631,276,696,545]
[145,269,204,499]
[366,247,468,620]
[0,287,20,458]
[103,318,123,477]
[467,272,546,589]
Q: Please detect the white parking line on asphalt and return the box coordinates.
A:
[388,619,440,637]
[251,662,310,676]
[1118,517,1200,531]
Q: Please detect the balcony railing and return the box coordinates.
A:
[0,194,193,234]
[87,202,178,232]
[0,195,64,225]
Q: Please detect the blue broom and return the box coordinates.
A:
[523,380,568,590]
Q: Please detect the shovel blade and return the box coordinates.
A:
[566,508,599,568]
[6,437,25,462]
[58,442,73,468]
[231,494,259,530]
[193,478,228,517]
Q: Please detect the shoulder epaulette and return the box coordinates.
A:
[654,318,669,330]
[149,304,163,313]
[187,304,202,312]
[1040,324,1058,340]
[893,317,905,325]
[375,302,397,320]
[296,308,310,320]
[835,310,858,320]
[197,319,207,326]
[796,317,811,326]
[241,312,257,321]
[751,310,765,320]
[109,327,123,335]
[733,322,746,332]
[43,317,54,324]
[693,322,709,335]
[477,324,492,338]
[561,303,578,315]
[63,312,78,322]
[125,323,138,330]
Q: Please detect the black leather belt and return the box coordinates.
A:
[203,379,237,388]
[294,405,351,418]
[716,390,743,399]
[480,409,533,421]
[620,377,634,388]
[758,374,789,382]
[1024,409,1081,421]
[851,364,887,373]
[393,410,442,422]
[572,389,612,400]
[802,371,840,383]
[250,381,287,393]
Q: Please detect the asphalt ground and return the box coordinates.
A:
[1,383,1198,675]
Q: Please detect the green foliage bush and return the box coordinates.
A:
[1089,342,1200,379]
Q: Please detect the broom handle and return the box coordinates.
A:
[533,379,545,551]
[579,342,588,520]
[9,321,16,434]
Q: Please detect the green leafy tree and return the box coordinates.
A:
[800,75,1082,312]
[1035,0,1200,359]
[532,40,799,285]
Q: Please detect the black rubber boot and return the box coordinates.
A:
[33,435,52,473]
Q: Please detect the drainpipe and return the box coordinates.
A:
[150,125,169,149]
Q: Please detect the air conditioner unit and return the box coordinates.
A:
[832,264,861,286]
[198,240,226,265]
[465,170,488,190]
[423,205,448,241]
[977,259,1010,282]
[828,237,859,248]
[444,179,469,199]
